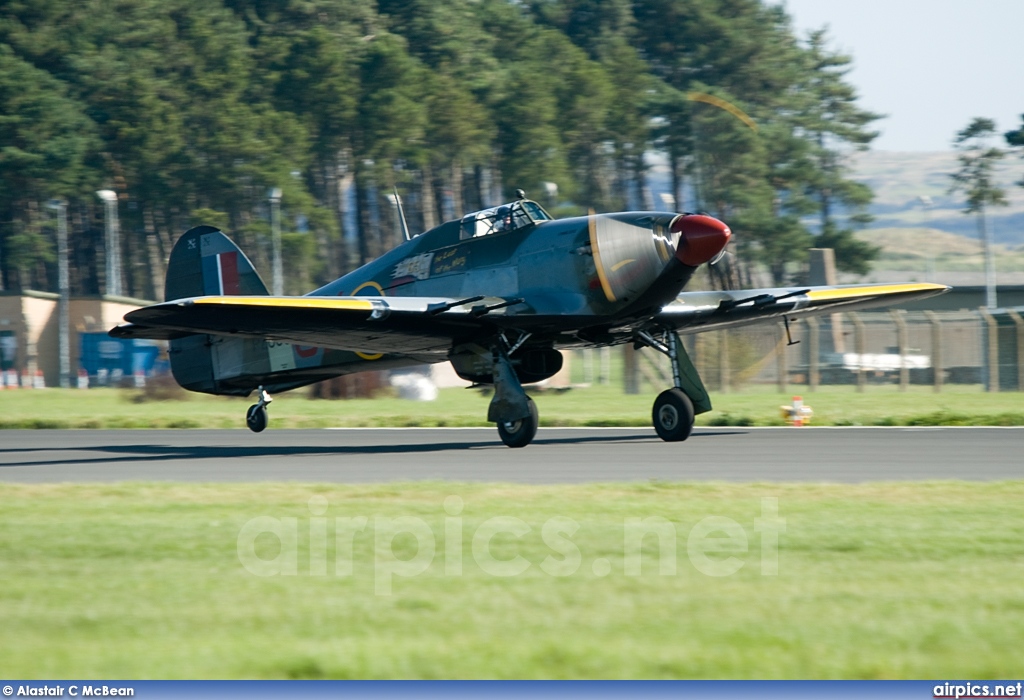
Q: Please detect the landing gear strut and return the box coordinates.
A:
[246,386,272,433]
[635,328,710,442]
[488,334,539,448]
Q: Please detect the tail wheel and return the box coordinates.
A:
[652,388,694,442]
[497,397,539,448]
[246,404,268,433]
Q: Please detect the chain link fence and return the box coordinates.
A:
[608,308,1024,393]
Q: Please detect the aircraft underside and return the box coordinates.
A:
[226,322,710,447]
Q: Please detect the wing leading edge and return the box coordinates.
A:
[656,282,950,333]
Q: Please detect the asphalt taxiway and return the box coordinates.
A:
[0,427,1020,483]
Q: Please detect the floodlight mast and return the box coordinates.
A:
[96,190,122,297]
[269,187,283,296]
[47,199,70,388]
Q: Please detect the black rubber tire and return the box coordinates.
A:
[246,404,268,433]
[652,388,695,442]
[496,397,539,448]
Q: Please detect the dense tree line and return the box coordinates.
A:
[0,0,882,299]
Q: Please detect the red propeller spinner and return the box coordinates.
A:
[671,214,731,267]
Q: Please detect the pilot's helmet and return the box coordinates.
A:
[495,206,511,227]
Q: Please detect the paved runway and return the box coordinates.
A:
[0,427,1020,482]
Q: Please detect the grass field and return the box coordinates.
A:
[0,384,1022,429]
[2,481,1023,679]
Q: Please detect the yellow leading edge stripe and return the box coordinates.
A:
[192,283,946,311]
[805,283,948,302]
[192,296,375,311]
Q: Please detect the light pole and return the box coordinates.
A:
[46,199,71,389]
[917,195,935,281]
[983,215,997,309]
[96,189,122,297]
[269,187,283,296]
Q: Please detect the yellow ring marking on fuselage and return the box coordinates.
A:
[350,281,386,359]
[351,280,385,297]
[610,258,636,273]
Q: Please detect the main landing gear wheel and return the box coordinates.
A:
[246,404,268,433]
[245,386,273,433]
[652,388,695,442]
[497,397,539,448]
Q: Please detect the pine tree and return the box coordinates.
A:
[950,118,1007,308]
[0,45,95,291]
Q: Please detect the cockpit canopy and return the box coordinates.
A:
[459,199,552,240]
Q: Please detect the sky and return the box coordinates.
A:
[777,0,1024,152]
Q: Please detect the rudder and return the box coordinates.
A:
[166,225,269,301]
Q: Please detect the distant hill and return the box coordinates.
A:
[850,151,1024,245]
[646,148,1024,283]
[848,227,1024,286]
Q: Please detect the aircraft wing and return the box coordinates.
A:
[655,282,950,333]
[112,283,951,352]
[111,294,518,355]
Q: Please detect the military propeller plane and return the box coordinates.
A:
[111,192,948,447]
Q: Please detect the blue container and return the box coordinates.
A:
[80,333,161,379]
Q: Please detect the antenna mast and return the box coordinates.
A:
[393,187,411,241]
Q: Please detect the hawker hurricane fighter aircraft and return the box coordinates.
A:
[112,193,948,447]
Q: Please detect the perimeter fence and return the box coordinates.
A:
[578,308,1024,394]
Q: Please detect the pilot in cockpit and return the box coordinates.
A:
[493,206,512,233]
[459,192,552,240]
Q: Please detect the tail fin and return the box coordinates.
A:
[166,225,269,301]
[165,226,274,396]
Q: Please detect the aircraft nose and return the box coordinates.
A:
[671,214,731,266]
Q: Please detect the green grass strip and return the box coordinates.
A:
[1,385,1023,428]
[2,481,1023,678]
